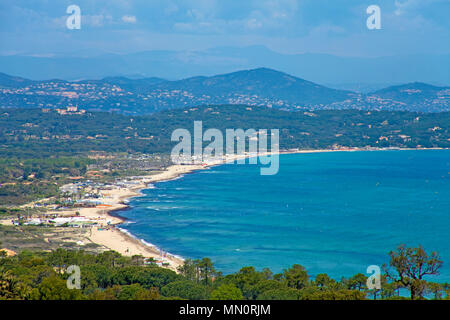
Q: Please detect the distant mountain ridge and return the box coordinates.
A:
[151,68,353,106]
[0,46,449,86]
[85,76,167,92]
[0,69,449,114]
[0,72,33,88]
[371,82,450,105]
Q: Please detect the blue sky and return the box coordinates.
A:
[0,0,449,57]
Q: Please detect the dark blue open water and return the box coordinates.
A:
[120,150,450,280]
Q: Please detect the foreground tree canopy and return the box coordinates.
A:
[0,245,448,300]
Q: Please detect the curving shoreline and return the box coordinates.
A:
[79,152,281,271]
[80,147,448,272]
[3,147,446,272]
[81,163,210,271]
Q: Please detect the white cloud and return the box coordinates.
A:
[165,2,179,15]
[394,0,439,16]
[122,15,137,24]
[86,14,111,27]
[247,18,263,30]
[53,14,112,28]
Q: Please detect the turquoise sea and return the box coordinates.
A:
[119,150,450,281]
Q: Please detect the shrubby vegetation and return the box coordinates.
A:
[0,157,93,205]
[0,244,447,300]
[1,105,448,205]
[0,157,91,183]
[1,106,449,159]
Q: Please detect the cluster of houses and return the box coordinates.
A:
[14,177,148,229]
[42,106,86,115]
[24,176,144,214]
[13,215,100,228]
[59,181,105,207]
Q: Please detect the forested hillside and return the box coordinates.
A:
[1,105,449,159]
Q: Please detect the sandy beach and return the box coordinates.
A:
[49,150,327,271]
[0,163,209,271]
[56,163,209,271]
[33,153,264,270]
[2,147,445,272]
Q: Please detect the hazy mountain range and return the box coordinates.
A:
[1,46,449,91]
[0,68,449,114]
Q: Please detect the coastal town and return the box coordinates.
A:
[1,146,276,271]
[0,162,210,271]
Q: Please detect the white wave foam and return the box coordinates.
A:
[156,174,185,184]
[145,207,182,211]
[117,227,184,261]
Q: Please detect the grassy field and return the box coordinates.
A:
[0,224,103,253]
